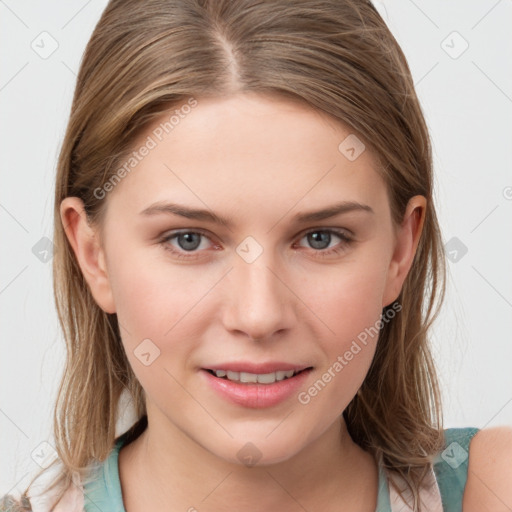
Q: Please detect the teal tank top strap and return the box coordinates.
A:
[82,436,127,512]
[83,415,146,511]
[432,427,480,512]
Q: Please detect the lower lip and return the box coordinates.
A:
[202,369,312,409]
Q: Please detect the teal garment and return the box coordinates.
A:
[83,427,480,511]
[432,427,480,511]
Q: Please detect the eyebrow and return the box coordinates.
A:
[139,200,374,227]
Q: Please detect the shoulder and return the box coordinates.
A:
[463,425,512,511]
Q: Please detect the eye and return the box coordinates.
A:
[295,228,354,258]
[159,230,215,260]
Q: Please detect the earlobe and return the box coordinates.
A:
[382,195,427,308]
[59,197,116,314]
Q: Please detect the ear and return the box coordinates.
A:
[382,195,427,308]
[60,197,116,314]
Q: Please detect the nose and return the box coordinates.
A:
[222,251,296,341]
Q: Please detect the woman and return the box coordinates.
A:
[2,1,510,510]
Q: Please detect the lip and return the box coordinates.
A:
[201,365,313,409]
[205,362,310,374]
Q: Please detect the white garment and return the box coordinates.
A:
[388,467,444,512]
[25,465,84,512]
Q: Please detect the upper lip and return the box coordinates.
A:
[204,362,312,374]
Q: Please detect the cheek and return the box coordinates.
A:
[298,254,390,392]
[110,264,168,337]
[106,244,205,352]
[107,249,206,407]
[295,264,388,418]
[303,256,389,345]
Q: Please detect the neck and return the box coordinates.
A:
[118,413,378,512]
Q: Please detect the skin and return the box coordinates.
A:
[61,92,428,511]
[463,427,512,512]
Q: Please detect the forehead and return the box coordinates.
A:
[105,93,388,223]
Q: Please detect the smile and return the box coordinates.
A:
[201,365,313,408]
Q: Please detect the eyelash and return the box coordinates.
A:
[158,228,354,261]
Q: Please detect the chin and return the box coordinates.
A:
[205,431,308,468]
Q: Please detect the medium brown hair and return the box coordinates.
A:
[2,1,446,510]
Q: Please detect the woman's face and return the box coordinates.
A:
[80,93,420,465]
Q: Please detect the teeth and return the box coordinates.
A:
[213,369,300,383]
[257,373,276,384]
[240,372,258,383]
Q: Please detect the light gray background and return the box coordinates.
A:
[1,0,511,496]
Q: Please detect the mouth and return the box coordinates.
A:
[202,365,313,408]
[204,367,312,384]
